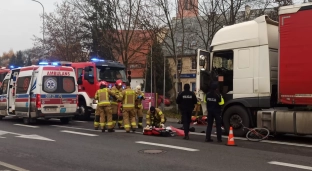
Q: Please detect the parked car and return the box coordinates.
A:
[157,95,171,106]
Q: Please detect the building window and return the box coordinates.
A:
[190,40,197,47]
[177,59,182,71]
[191,57,196,69]
[177,41,182,47]
[129,63,144,69]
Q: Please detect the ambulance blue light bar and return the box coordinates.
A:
[91,58,105,62]
[38,61,72,66]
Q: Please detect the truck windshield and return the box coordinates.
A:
[96,66,127,82]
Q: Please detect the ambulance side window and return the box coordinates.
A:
[16,76,31,94]
[0,79,8,95]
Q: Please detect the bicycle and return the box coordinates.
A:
[240,121,271,142]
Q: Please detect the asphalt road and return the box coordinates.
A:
[0,117,312,171]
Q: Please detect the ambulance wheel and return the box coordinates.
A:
[23,118,36,125]
[60,118,70,124]
[0,116,3,120]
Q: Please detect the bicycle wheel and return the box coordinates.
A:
[246,128,270,142]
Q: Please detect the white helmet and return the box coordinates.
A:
[136,85,141,92]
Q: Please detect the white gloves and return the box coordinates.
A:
[160,124,165,128]
[145,125,151,129]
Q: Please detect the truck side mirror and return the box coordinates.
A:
[77,78,82,85]
[199,55,206,67]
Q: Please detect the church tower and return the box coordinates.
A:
[177,0,199,19]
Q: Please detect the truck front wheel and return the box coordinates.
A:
[223,105,250,137]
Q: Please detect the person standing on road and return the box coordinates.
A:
[121,82,137,133]
[176,83,198,140]
[110,79,124,129]
[205,81,224,142]
[94,81,115,132]
[135,85,145,128]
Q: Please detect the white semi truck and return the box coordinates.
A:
[195,3,312,137]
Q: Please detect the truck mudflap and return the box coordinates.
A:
[257,110,312,135]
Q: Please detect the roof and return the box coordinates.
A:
[210,15,278,51]
[279,2,312,15]
[115,30,152,78]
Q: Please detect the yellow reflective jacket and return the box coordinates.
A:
[95,88,113,106]
[135,90,145,109]
[146,108,165,125]
[110,86,123,105]
[121,87,135,109]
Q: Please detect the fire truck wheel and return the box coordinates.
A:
[223,105,250,137]
[78,103,91,121]
[60,118,70,124]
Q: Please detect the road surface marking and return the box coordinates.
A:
[14,124,39,128]
[268,161,312,170]
[74,121,87,123]
[0,130,54,141]
[16,134,55,142]
[189,132,312,148]
[51,125,125,132]
[60,130,99,136]
[0,161,29,171]
[135,141,199,152]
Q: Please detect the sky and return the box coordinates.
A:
[0,0,64,55]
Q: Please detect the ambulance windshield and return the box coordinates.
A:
[96,66,127,83]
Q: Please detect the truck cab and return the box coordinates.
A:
[197,2,312,137]
[69,58,127,120]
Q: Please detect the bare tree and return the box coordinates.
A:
[110,0,152,72]
[34,1,87,62]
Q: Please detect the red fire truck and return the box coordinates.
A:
[64,58,127,120]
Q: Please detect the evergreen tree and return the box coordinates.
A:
[81,0,116,60]
[8,54,16,67]
[144,40,172,97]
[15,51,24,67]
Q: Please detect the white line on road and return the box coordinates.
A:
[74,121,87,123]
[268,161,312,170]
[60,130,99,136]
[0,161,29,171]
[135,141,199,152]
[14,124,39,128]
[189,132,312,148]
[51,125,125,133]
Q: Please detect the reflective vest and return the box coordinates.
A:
[110,86,122,105]
[204,93,224,106]
[122,89,135,109]
[96,88,110,106]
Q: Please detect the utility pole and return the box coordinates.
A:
[149,45,153,109]
[31,0,44,56]
[162,54,166,111]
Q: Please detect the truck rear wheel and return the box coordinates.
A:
[23,118,37,125]
[78,103,91,121]
[223,105,250,137]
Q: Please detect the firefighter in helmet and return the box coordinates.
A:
[110,79,124,129]
[135,85,145,128]
[94,81,115,132]
[120,82,137,133]
[145,106,166,129]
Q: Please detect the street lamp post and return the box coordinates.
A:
[31,0,45,54]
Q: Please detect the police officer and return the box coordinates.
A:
[205,81,224,142]
[121,82,137,133]
[94,81,115,132]
[176,84,197,140]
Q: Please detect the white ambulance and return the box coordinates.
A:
[0,62,78,124]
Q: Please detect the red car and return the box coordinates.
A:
[157,95,171,106]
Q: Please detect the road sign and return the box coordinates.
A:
[0,130,55,142]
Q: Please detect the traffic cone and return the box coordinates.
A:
[226,127,237,146]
